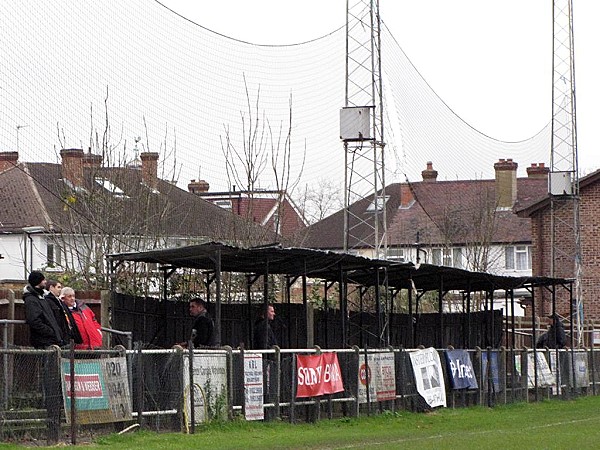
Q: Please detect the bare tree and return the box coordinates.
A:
[220,75,304,246]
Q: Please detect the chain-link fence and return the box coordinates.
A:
[1,342,599,445]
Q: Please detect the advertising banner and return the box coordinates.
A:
[526,352,555,388]
[61,357,132,424]
[243,353,264,420]
[296,353,344,398]
[445,350,478,390]
[357,352,396,403]
[409,348,446,408]
[481,351,501,392]
[183,353,228,425]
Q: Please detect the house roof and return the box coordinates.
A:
[515,167,600,218]
[108,241,572,293]
[0,161,276,245]
[301,176,548,250]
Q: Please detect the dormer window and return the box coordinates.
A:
[366,195,390,212]
[95,177,128,198]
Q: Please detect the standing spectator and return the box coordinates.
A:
[187,298,215,348]
[60,287,103,349]
[23,271,65,348]
[23,271,63,441]
[46,280,82,346]
[253,304,278,349]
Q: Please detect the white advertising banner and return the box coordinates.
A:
[409,348,446,408]
[526,352,555,388]
[243,353,264,421]
[357,352,396,403]
[183,353,228,425]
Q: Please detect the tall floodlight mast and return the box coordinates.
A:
[550,0,582,346]
[341,0,386,259]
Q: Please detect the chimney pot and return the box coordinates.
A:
[188,179,210,194]
[526,162,550,179]
[421,161,438,182]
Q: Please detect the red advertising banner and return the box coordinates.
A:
[296,353,344,398]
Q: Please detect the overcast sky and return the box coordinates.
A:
[160,0,599,174]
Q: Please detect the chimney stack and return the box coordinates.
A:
[140,152,159,190]
[0,151,18,173]
[421,161,438,182]
[83,149,102,169]
[494,158,518,208]
[188,179,210,194]
[399,183,414,208]
[60,148,84,187]
[526,162,550,179]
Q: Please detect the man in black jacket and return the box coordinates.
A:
[253,304,278,350]
[188,298,215,348]
[23,271,65,348]
[46,279,82,346]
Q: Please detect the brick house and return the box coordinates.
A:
[516,168,600,321]
[0,149,274,283]
[302,159,549,277]
[188,180,307,238]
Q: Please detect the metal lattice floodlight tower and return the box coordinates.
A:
[550,0,582,346]
[341,0,386,260]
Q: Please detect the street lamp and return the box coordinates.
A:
[22,226,45,279]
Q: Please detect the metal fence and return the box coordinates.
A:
[1,342,599,445]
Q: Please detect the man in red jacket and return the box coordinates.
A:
[60,287,103,349]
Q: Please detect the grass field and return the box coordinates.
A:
[3,395,600,449]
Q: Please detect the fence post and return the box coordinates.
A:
[352,346,360,417]
[69,340,76,446]
[274,346,281,420]
[224,346,234,421]
[521,347,529,403]
[499,346,507,405]
[290,351,296,424]
[135,343,145,427]
[187,343,195,433]
[46,345,62,445]
[474,347,482,406]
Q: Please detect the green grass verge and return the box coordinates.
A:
[3,395,600,449]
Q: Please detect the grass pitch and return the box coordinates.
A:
[3,395,599,449]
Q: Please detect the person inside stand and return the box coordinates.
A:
[253,304,278,350]
[46,279,82,346]
[181,298,215,348]
[536,313,567,349]
[60,287,103,350]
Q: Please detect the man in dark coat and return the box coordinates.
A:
[253,304,278,349]
[536,313,567,349]
[23,271,65,348]
[46,279,82,346]
[188,298,215,348]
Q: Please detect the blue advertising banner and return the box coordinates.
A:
[445,350,478,389]
[481,351,501,392]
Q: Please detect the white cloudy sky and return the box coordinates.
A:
[161,0,599,174]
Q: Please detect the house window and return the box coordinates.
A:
[453,248,463,269]
[505,245,531,271]
[46,242,61,267]
[431,247,463,268]
[386,247,405,262]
